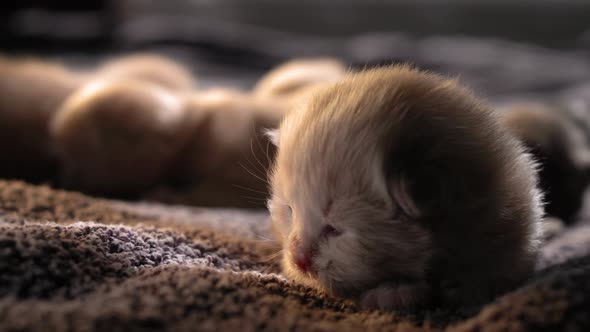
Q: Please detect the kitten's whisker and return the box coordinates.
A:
[239,162,270,185]
[250,138,269,174]
[255,234,275,242]
[260,250,284,262]
[252,239,278,243]
[254,128,274,166]
[246,231,277,243]
[265,138,273,165]
[239,138,267,178]
[232,184,269,195]
[244,148,267,178]
[242,195,268,202]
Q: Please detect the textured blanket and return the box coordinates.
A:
[1,179,589,331]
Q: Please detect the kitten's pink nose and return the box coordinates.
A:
[294,251,313,273]
[291,225,341,273]
[290,239,315,273]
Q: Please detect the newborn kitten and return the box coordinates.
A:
[499,102,590,224]
[0,56,83,182]
[162,88,289,208]
[97,54,196,91]
[267,66,544,310]
[51,79,193,195]
[253,58,346,100]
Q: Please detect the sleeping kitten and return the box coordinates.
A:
[50,79,193,195]
[266,66,544,310]
[97,54,196,91]
[253,58,346,100]
[499,101,590,224]
[0,56,83,182]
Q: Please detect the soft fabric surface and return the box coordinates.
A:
[0,179,589,331]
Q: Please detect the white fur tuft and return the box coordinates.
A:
[263,128,280,146]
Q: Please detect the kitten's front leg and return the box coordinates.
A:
[359,282,430,311]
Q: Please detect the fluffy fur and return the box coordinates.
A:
[253,58,347,108]
[51,79,193,194]
[165,88,288,207]
[0,56,84,181]
[0,53,197,186]
[97,54,196,91]
[499,102,590,223]
[267,66,544,310]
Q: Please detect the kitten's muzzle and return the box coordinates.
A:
[290,225,341,274]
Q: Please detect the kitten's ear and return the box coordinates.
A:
[391,174,422,218]
[391,167,444,219]
[390,165,464,219]
[263,128,280,146]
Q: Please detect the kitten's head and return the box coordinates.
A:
[267,66,542,299]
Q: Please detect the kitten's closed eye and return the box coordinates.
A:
[269,199,294,230]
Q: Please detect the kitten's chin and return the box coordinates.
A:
[283,261,323,289]
[283,258,364,298]
[315,270,362,299]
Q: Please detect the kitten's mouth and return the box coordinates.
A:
[313,261,349,296]
[287,250,318,278]
[316,274,355,298]
[304,260,328,279]
[307,258,335,279]
[286,259,362,299]
[298,262,319,278]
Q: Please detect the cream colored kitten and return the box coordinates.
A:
[51,79,193,194]
[97,54,196,91]
[267,65,544,310]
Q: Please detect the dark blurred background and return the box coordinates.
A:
[3,0,590,213]
[4,1,590,50]
[2,0,590,96]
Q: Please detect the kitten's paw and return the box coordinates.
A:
[359,283,429,311]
